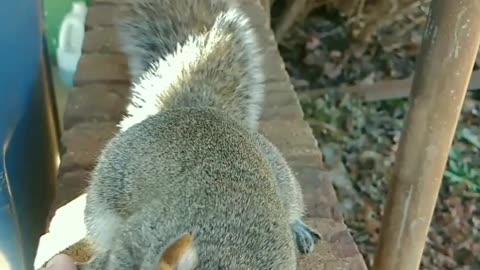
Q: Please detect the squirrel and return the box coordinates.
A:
[80,0,320,269]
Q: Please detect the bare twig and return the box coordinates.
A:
[274,0,308,42]
[259,0,273,25]
[357,0,423,41]
[297,70,480,102]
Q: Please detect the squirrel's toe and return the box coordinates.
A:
[292,220,322,255]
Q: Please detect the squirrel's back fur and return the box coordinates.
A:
[118,0,265,131]
[81,0,320,269]
[85,108,297,269]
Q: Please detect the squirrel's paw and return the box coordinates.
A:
[292,220,321,255]
[76,254,108,270]
[76,263,91,270]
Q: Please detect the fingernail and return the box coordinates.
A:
[45,257,58,268]
[45,254,67,269]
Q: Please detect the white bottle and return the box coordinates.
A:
[56,1,87,87]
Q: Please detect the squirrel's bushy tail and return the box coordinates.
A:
[117,0,265,131]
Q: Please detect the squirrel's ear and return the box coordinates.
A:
[158,233,198,270]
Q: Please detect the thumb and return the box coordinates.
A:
[45,254,77,270]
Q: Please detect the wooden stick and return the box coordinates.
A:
[274,0,306,42]
[297,70,480,102]
[372,1,480,270]
[259,0,272,26]
[354,71,480,101]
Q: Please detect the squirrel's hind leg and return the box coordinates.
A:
[84,198,124,252]
[291,219,321,255]
[76,252,110,270]
[253,133,322,255]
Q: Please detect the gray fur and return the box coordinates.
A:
[117,0,266,131]
[82,0,319,269]
[253,133,321,253]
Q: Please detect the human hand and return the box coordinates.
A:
[42,254,77,270]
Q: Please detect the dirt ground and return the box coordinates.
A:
[276,6,480,270]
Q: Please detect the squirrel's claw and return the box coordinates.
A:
[292,220,321,255]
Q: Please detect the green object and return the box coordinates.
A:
[43,0,91,65]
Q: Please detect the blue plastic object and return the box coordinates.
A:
[0,1,60,270]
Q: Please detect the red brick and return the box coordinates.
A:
[83,27,122,53]
[60,122,118,174]
[54,169,91,210]
[297,218,368,270]
[286,152,324,169]
[262,50,291,82]
[94,0,136,3]
[64,84,129,129]
[86,4,121,28]
[292,165,342,220]
[263,103,303,120]
[46,169,91,227]
[262,89,303,120]
[324,260,367,270]
[264,84,299,103]
[75,54,130,85]
[259,120,319,157]
[329,230,361,258]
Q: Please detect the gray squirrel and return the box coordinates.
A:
[81,0,320,269]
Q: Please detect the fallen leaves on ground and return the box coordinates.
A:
[278,6,480,269]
